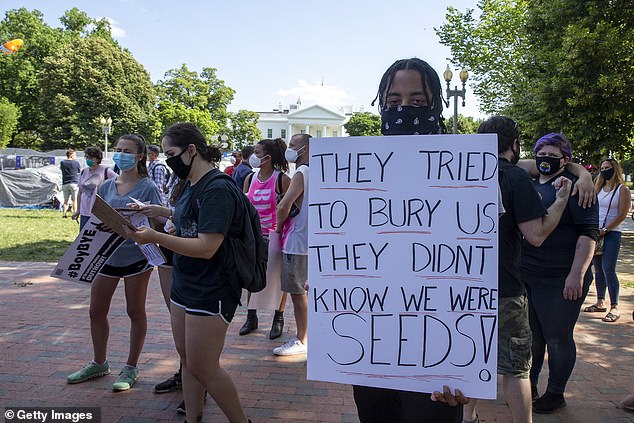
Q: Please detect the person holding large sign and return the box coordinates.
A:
[66,134,162,392]
[346,57,466,423]
[126,123,251,423]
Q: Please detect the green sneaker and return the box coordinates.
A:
[112,366,139,392]
[67,361,110,384]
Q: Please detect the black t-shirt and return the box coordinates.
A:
[60,159,81,184]
[521,169,599,279]
[498,159,547,298]
[171,169,243,305]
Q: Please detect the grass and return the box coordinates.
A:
[0,208,79,262]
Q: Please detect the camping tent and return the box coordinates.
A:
[0,165,62,207]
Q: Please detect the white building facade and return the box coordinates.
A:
[257,102,349,140]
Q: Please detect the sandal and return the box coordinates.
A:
[584,304,607,313]
[602,312,620,322]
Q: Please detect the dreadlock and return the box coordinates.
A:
[372,58,445,117]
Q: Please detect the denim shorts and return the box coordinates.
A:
[497,295,532,378]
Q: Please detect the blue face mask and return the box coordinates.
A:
[113,152,137,171]
[86,159,95,167]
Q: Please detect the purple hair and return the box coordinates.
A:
[533,133,572,159]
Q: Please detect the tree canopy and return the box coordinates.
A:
[39,36,155,150]
[437,0,634,160]
[343,112,382,136]
[0,8,259,152]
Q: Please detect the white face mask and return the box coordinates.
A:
[249,154,263,168]
[285,146,304,163]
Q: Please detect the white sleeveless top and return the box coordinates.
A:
[597,185,623,232]
[282,164,309,255]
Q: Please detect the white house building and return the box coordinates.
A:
[256,100,350,140]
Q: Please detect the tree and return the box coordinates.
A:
[436,1,528,115]
[39,36,155,150]
[0,8,66,135]
[151,101,219,141]
[446,114,484,134]
[11,130,43,150]
[437,0,634,159]
[227,110,262,148]
[0,97,20,148]
[343,112,382,136]
[154,64,235,133]
[509,0,634,159]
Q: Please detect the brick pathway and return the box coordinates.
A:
[0,258,632,423]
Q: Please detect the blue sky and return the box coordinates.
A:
[7,0,484,117]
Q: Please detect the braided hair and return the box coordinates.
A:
[372,58,445,116]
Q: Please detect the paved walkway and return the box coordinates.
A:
[1,241,633,422]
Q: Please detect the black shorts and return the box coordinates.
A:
[170,293,239,324]
[99,260,152,278]
[159,245,174,266]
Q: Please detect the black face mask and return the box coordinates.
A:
[536,156,563,176]
[511,142,521,165]
[166,148,195,180]
[601,168,615,181]
[380,105,441,136]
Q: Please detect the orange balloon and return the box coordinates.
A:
[1,39,24,54]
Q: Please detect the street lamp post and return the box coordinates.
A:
[443,65,469,134]
[100,116,112,158]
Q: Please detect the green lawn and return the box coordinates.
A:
[0,208,79,262]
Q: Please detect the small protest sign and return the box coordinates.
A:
[50,216,125,283]
[306,134,499,399]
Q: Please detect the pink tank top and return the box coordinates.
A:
[247,170,279,235]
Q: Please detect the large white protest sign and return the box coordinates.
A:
[306,134,499,399]
[51,216,126,283]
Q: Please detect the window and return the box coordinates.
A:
[281,129,286,139]
[300,129,305,134]
[267,129,273,138]
[332,130,338,137]
[316,130,322,138]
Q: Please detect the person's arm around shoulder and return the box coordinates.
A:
[518,176,572,246]
[564,162,595,208]
[518,160,594,208]
[275,170,304,232]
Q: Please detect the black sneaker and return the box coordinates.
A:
[176,392,207,415]
[154,372,182,393]
[533,391,566,413]
[176,400,186,415]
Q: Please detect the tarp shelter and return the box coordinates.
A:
[0,165,62,207]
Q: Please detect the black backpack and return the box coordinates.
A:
[207,172,268,293]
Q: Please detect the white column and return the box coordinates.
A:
[287,123,292,139]
[305,123,310,135]
[322,124,328,138]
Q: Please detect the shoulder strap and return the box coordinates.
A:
[275,171,284,195]
[103,166,108,180]
[602,183,620,226]
[244,171,255,192]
